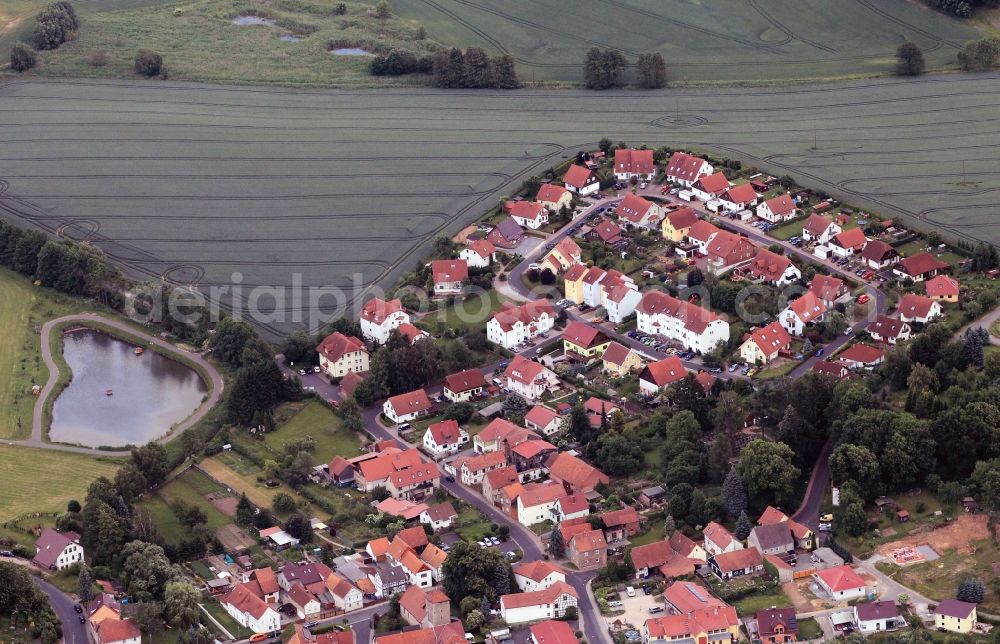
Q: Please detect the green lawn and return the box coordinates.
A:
[263,401,362,463]
[139,494,188,545]
[424,290,508,332]
[0,444,121,521]
[454,507,493,542]
[201,596,251,639]
[754,360,798,380]
[731,590,792,616]
[767,218,807,241]
[797,617,822,640]
[156,468,232,530]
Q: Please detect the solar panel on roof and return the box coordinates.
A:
[684,584,708,602]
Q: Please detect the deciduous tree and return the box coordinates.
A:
[896,42,926,75]
[636,52,666,88]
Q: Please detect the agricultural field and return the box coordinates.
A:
[2,75,1000,337]
[0,444,120,521]
[392,0,983,84]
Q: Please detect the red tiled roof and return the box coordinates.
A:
[513,560,564,583]
[712,547,763,573]
[898,293,936,319]
[664,581,727,614]
[510,201,548,222]
[670,531,699,557]
[519,482,566,507]
[615,193,657,224]
[925,274,960,297]
[615,148,655,175]
[788,292,828,323]
[867,315,908,339]
[762,194,796,217]
[374,623,465,644]
[500,581,578,610]
[809,274,845,302]
[504,355,550,386]
[838,344,884,365]
[95,618,142,644]
[444,369,486,394]
[222,583,273,620]
[747,248,792,282]
[811,361,850,378]
[316,332,366,364]
[687,219,721,244]
[703,522,736,550]
[860,239,897,263]
[476,417,524,443]
[358,448,424,482]
[430,259,468,284]
[536,183,570,204]
[562,321,608,349]
[564,263,588,281]
[462,450,507,473]
[720,183,757,204]
[564,164,596,190]
[665,152,708,181]
[629,540,673,570]
[637,290,722,334]
[664,207,700,230]
[490,300,555,332]
[530,620,577,644]
[591,217,623,243]
[601,342,633,367]
[746,321,791,354]
[397,323,426,344]
[556,493,589,517]
[361,298,404,325]
[484,466,519,491]
[757,506,787,525]
[466,238,496,259]
[584,396,621,417]
[831,227,868,250]
[386,389,432,418]
[525,405,559,428]
[427,419,461,446]
[815,565,866,592]
[569,528,606,551]
[695,371,716,392]
[803,214,835,237]
[694,172,729,195]
[546,452,609,491]
[640,356,687,387]
[898,251,948,277]
[423,502,456,523]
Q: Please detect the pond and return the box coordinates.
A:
[50,329,208,448]
[330,48,373,56]
[231,15,276,26]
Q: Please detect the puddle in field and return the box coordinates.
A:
[330,47,374,56]
[279,34,302,42]
[231,15,276,26]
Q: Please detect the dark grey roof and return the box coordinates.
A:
[493,218,523,241]
[750,522,793,550]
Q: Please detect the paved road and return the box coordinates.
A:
[10,313,224,457]
[953,295,1000,346]
[791,440,832,528]
[34,576,88,644]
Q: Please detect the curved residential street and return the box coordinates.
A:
[9,313,224,457]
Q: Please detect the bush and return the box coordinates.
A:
[32,2,77,50]
[10,43,37,72]
[88,50,108,67]
[134,49,163,77]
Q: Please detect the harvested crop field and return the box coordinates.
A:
[393,0,981,84]
[2,76,1000,335]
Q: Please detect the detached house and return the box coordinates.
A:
[509,201,549,230]
[855,600,902,634]
[747,523,793,556]
[718,183,759,213]
[867,315,912,344]
[562,321,612,361]
[615,193,664,230]
[567,529,607,570]
[710,547,764,581]
[601,341,643,377]
[756,607,798,644]
[809,274,847,307]
[636,290,730,354]
[686,220,720,253]
[801,214,841,244]
[814,565,867,600]
[665,151,713,187]
[399,586,451,628]
[220,584,281,634]
[542,237,582,273]
[442,368,486,402]
[500,582,579,625]
[487,300,556,349]
[629,540,697,580]
[898,293,942,324]
[316,332,369,379]
[661,207,700,242]
[460,239,496,269]
[739,321,792,366]
[838,344,885,369]
[383,389,433,424]
[704,230,757,274]
[779,292,828,336]
[33,529,83,571]
[429,259,468,295]
[894,252,949,282]
[925,275,960,302]
[756,194,798,223]
[860,240,900,270]
[546,452,609,494]
[600,507,641,542]
[934,599,977,634]
[504,355,559,400]
[513,560,566,592]
[703,522,742,556]
[691,172,730,202]
[516,482,566,527]
[361,297,410,345]
[419,503,457,531]
[638,356,687,396]
[745,248,801,286]
[487,218,525,249]
[827,228,868,259]
[422,419,468,458]
[460,451,508,486]
[614,148,656,181]
[587,217,627,248]
[536,183,572,212]
[563,164,599,197]
[524,405,561,436]
[386,463,440,502]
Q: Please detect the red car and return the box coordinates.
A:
[856,294,870,304]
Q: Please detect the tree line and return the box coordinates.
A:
[431,47,519,89]
[922,0,999,18]
[583,47,665,89]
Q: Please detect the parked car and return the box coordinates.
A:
[816,348,825,357]
[820,513,834,522]
[856,294,870,304]
[445,475,455,483]
[626,586,636,597]
[313,366,321,373]
[818,523,833,532]
[298,369,307,376]
[728,364,740,372]
[747,368,759,377]
[708,367,722,374]
[648,606,663,614]
[844,327,854,336]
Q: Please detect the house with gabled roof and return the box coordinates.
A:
[703,522,742,556]
[809,274,846,307]
[460,238,496,269]
[546,452,609,494]
[514,560,566,592]
[867,315,911,344]
[636,290,730,354]
[744,247,800,286]
[377,497,427,521]
[542,237,582,273]
[614,148,656,181]
[638,356,687,396]
[361,297,410,345]
[827,228,869,258]
[665,152,713,187]
[530,620,577,644]
[686,219,721,253]
[747,523,793,556]
[93,617,142,644]
[801,214,841,244]
[373,622,465,644]
[854,600,902,634]
[756,607,797,644]
[487,300,556,349]
[925,274,960,302]
[630,540,696,580]
[509,201,550,230]
[460,450,508,486]
[601,341,643,377]
[838,344,885,369]
[894,251,949,282]
[898,293,942,324]
[316,332,369,379]
[525,405,562,436]
[562,320,612,361]
[473,417,528,453]
[587,217,627,248]
[756,194,798,223]
[220,583,281,634]
[779,291,828,336]
[739,321,792,366]
[860,239,900,270]
[691,172,730,202]
[718,183,759,212]
[563,164,599,196]
[500,581,579,625]
[934,599,977,633]
[516,482,567,527]
[567,529,607,570]
[814,565,867,600]
[482,465,519,505]
[422,419,468,458]
[599,507,641,542]
[419,502,457,531]
[429,259,468,295]
[705,230,757,274]
[811,361,851,379]
[504,355,559,400]
[755,506,813,550]
[383,389,432,424]
[487,217,525,249]
[661,206,700,242]
[442,368,486,402]
[709,547,764,581]
[32,528,83,571]
[356,448,424,491]
[399,586,451,628]
[615,193,664,230]
[536,183,572,212]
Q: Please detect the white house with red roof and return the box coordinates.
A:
[614,193,664,230]
[614,148,656,181]
[509,201,550,230]
[744,248,801,286]
[513,560,566,592]
[536,183,572,211]
[429,259,468,295]
[705,230,757,274]
[442,368,486,402]
[542,237,582,273]
[827,228,869,259]
[316,332,369,379]
[838,344,885,369]
[553,494,591,523]
[460,239,496,269]
[718,183,759,213]
[739,321,792,366]
[360,297,410,345]
[487,300,556,349]
[703,522,742,556]
[602,281,643,323]
[638,356,687,396]
[686,220,721,253]
[867,315,911,344]
[665,151,713,187]
[897,293,942,324]
[221,583,282,634]
[504,355,559,400]
[500,581,579,625]
[636,290,730,354]
[563,165,599,196]
[859,240,900,270]
[691,172,730,201]
[459,451,508,486]
[814,565,867,600]
[756,194,798,222]
[383,389,433,424]
[515,482,566,526]
[93,617,142,644]
[422,419,468,458]
[779,292,828,336]
[524,405,561,436]
[801,214,842,245]
[894,252,950,282]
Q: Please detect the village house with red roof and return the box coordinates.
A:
[360,297,410,345]
[705,230,757,274]
[809,274,847,307]
[459,450,508,486]
[739,321,792,366]
[925,274,960,302]
[779,291,828,336]
[635,290,730,354]
[756,194,798,222]
[536,183,572,212]
[422,419,469,458]
[542,237,582,273]
[661,206,700,242]
[691,172,730,201]
[838,344,885,369]
[826,227,869,259]
[814,565,867,600]
[220,582,282,634]
[893,251,949,282]
[586,216,628,249]
[459,238,496,269]
[709,547,764,581]
[32,528,83,571]
[546,451,610,494]
[419,502,457,531]
[515,481,567,526]
[743,247,801,286]
[614,148,656,181]
[487,218,525,249]
[859,239,900,270]
[665,151,713,187]
[508,201,549,230]
[500,581,579,625]
[513,560,566,592]
[801,214,842,245]
[898,293,943,324]
[524,405,562,436]
[504,355,559,400]
[614,193,664,230]
[599,507,641,542]
[486,300,556,349]
[429,259,468,295]
[562,320,612,361]
[316,332,369,379]
[703,522,742,556]
[567,529,607,570]
[601,341,643,377]
[638,355,687,396]
[442,368,486,402]
[718,183,759,212]
[867,315,911,344]
[563,164,599,196]
[399,586,451,628]
[383,389,432,425]
[530,620,578,644]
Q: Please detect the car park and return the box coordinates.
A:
[728,363,740,372]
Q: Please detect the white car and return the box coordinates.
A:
[639,182,647,189]
[528,263,542,271]
[298,369,306,376]
[818,522,833,531]
[313,366,321,373]
[626,586,636,597]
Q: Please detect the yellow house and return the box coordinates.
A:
[543,237,583,273]
[562,321,611,360]
[924,275,960,303]
[601,342,643,377]
[661,206,700,242]
[316,332,370,378]
[563,264,588,304]
[935,600,976,633]
[738,321,791,366]
[536,183,573,212]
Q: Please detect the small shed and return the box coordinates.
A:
[897,510,910,523]
[963,497,981,514]
[874,496,896,513]
[639,485,665,507]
